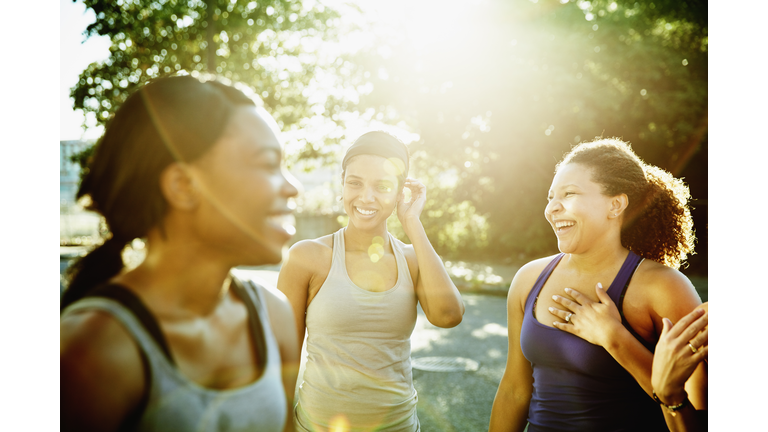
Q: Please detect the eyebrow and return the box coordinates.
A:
[345,175,394,184]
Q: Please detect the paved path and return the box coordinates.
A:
[411,293,508,431]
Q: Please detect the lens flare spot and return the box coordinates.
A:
[383,157,405,176]
[372,236,385,245]
[368,243,385,263]
[330,415,350,432]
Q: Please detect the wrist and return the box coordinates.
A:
[401,215,423,233]
[600,320,629,351]
[656,386,687,406]
[653,389,689,414]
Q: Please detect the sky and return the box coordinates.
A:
[60,0,111,141]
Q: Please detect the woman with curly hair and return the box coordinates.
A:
[489,138,706,431]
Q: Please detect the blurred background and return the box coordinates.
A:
[60,0,707,295]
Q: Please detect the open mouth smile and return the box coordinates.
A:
[553,220,575,233]
[355,207,379,216]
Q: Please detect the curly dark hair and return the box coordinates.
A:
[557,138,695,269]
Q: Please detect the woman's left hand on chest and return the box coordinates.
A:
[548,283,625,347]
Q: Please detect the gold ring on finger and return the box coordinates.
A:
[688,342,698,354]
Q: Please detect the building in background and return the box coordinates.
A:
[60,140,101,244]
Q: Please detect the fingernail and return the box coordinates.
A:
[564,288,571,293]
[597,282,603,289]
[548,307,554,312]
[552,295,558,300]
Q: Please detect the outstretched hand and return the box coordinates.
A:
[397,178,427,229]
[548,283,624,347]
[651,304,708,404]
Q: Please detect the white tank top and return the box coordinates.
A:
[61,279,286,432]
[295,228,420,432]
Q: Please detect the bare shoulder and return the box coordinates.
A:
[61,309,143,369]
[285,236,333,270]
[631,259,702,319]
[633,259,699,298]
[508,255,558,303]
[61,309,145,426]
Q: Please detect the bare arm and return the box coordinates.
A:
[489,263,541,432]
[276,241,316,354]
[61,311,145,432]
[398,178,464,328]
[262,285,301,432]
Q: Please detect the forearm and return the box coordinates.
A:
[489,386,530,432]
[403,217,465,324]
[659,401,704,432]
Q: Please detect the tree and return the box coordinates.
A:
[71,0,351,165]
[352,0,707,266]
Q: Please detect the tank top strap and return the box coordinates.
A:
[608,251,644,304]
[329,228,347,277]
[611,251,654,349]
[388,232,415,288]
[525,254,565,312]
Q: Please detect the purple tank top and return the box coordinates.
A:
[519,252,668,432]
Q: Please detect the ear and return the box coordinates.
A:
[159,163,200,211]
[609,193,628,219]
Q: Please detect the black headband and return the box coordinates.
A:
[341,131,409,177]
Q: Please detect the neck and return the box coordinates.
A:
[563,238,628,275]
[114,228,236,318]
[343,224,390,252]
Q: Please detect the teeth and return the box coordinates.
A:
[270,214,296,235]
[356,207,377,216]
[555,221,575,228]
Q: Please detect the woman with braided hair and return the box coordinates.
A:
[489,138,706,431]
[60,75,301,432]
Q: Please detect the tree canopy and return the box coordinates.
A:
[69,0,708,273]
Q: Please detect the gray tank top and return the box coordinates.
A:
[61,279,286,432]
[295,228,420,432]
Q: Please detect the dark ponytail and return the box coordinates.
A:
[61,75,256,310]
[61,237,128,309]
[558,138,695,269]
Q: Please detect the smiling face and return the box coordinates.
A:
[342,154,402,232]
[188,105,300,265]
[545,163,617,254]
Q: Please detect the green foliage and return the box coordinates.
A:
[352,0,707,264]
[67,0,708,270]
[71,0,352,165]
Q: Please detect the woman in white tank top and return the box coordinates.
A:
[278,131,466,432]
[60,76,302,432]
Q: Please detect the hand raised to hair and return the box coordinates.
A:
[548,283,624,348]
[397,178,427,230]
[651,305,708,405]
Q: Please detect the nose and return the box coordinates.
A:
[360,185,375,203]
[545,197,563,220]
[281,167,302,198]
